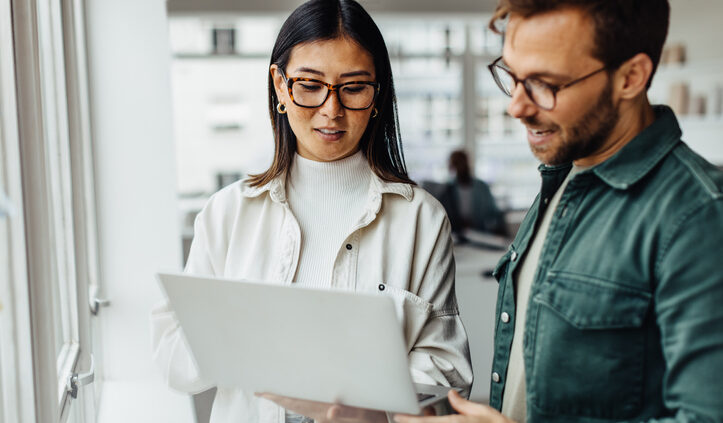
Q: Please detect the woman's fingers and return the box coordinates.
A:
[422,406,437,416]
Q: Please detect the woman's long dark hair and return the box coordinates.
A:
[247,0,414,187]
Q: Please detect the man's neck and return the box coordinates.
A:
[574,98,656,168]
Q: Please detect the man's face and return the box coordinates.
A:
[503,8,619,166]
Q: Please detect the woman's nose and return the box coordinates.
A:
[318,90,344,119]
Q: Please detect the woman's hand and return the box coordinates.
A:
[393,390,515,423]
[257,393,389,423]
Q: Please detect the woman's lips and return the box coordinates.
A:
[315,128,345,141]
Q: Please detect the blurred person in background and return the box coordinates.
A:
[151,0,472,422]
[442,149,507,239]
[396,0,723,422]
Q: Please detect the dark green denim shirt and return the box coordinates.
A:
[490,106,723,422]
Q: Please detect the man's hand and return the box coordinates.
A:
[393,390,515,423]
[257,393,388,423]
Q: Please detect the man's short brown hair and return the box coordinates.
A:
[490,0,670,88]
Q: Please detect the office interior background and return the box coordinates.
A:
[0,0,721,422]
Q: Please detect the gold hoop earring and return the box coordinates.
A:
[276,103,287,114]
[371,107,378,118]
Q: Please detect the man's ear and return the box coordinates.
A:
[269,64,287,102]
[613,53,654,100]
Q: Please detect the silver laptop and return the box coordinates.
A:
[156,272,457,415]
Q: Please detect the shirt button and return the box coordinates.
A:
[378,284,385,291]
[544,197,549,205]
[492,372,501,383]
[501,312,510,323]
[511,251,518,261]
[346,244,352,250]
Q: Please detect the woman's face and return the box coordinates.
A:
[271,37,377,162]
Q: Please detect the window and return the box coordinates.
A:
[378,19,467,182]
[1,0,100,422]
[0,3,38,422]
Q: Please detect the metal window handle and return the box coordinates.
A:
[90,297,111,315]
[88,284,111,315]
[67,355,95,399]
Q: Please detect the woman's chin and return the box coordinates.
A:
[298,144,359,162]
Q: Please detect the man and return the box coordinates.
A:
[443,149,507,238]
[396,0,723,422]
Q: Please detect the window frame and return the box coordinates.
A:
[5,0,100,421]
[0,2,38,421]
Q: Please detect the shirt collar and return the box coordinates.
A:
[370,173,414,201]
[240,174,288,203]
[590,105,682,190]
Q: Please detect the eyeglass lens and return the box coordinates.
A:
[291,80,376,109]
[493,66,556,110]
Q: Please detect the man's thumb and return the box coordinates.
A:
[448,390,486,416]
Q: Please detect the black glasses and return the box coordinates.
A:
[280,69,380,110]
[488,57,608,110]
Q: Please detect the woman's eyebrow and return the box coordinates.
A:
[292,67,372,78]
[340,70,372,78]
[293,67,324,76]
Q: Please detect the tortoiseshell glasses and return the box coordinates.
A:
[280,69,380,110]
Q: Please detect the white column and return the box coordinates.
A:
[462,23,478,173]
[84,1,193,421]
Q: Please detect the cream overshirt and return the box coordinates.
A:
[151,171,473,423]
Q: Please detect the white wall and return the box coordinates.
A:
[648,0,723,165]
[667,0,723,62]
[172,59,275,194]
[84,0,194,421]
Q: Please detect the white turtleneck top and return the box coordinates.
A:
[285,150,372,289]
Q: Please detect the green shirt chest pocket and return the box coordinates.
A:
[527,271,652,420]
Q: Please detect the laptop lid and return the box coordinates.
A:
[156,272,424,414]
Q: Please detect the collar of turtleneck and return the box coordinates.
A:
[287,150,371,198]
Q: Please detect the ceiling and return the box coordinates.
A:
[167,0,500,15]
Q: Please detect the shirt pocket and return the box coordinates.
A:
[378,284,433,352]
[527,270,651,420]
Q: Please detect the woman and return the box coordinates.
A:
[151,1,473,422]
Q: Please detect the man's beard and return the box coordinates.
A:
[525,79,619,166]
